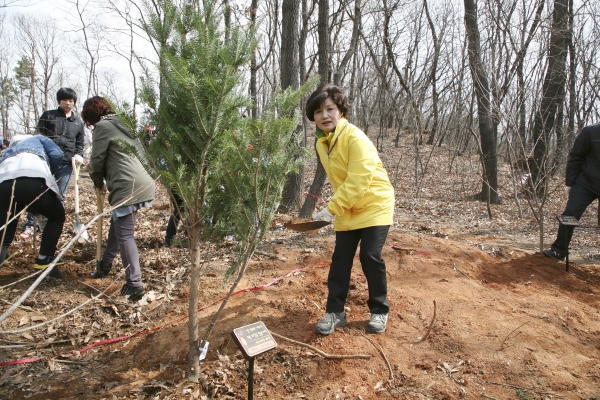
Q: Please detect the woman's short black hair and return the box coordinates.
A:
[305,83,350,122]
[56,87,78,104]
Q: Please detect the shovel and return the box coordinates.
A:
[71,158,88,243]
[284,220,331,232]
[95,187,105,271]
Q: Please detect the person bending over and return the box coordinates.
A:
[307,84,395,335]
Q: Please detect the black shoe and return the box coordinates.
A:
[162,237,172,247]
[543,249,565,261]
[119,284,145,302]
[33,255,66,269]
[91,260,113,279]
[33,256,64,279]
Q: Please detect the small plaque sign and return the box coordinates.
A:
[231,321,277,359]
[556,215,580,226]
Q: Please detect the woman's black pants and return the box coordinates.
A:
[0,178,65,257]
[326,225,390,314]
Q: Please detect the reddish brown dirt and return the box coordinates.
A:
[1,135,600,399]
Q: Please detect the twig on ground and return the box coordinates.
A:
[0,269,42,291]
[254,250,286,261]
[0,330,113,347]
[81,280,152,322]
[412,300,437,344]
[0,190,143,325]
[499,321,529,351]
[350,328,394,381]
[270,331,371,360]
[0,278,118,334]
[51,359,88,365]
[488,381,565,397]
[480,394,499,400]
[452,263,473,281]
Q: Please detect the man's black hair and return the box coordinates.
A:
[56,87,78,104]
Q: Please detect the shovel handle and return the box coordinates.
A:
[72,158,80,215]
[95,187,104,264]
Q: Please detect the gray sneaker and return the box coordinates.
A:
[314,312,347,335]
[367,313,388,333]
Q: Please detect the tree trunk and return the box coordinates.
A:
[317,0,329,83]
[279,0,303,212]
[300,0,358,218]
[530,0,570,194]
[424,0,439,146]
[463,0,499,203]
[186,223,201,382]
[249,0,258,118]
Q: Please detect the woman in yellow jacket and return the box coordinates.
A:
[308,83,395,335]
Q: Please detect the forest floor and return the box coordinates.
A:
[0,131,599,400]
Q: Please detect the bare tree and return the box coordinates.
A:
[531,0,571,193]
[279,0,303,211]
[463,0,498,204]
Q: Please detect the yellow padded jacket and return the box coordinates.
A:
[315,117,395,231]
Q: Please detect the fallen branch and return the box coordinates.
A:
[480,394,499,400]
[350,328,393,381]
[270,331,371,360]
[488,381,565,397]
[0,192,138,325]
[51,359,88,365]
[499,321,529,351]
[452,263,473,281]
[0,277,118,334]
[81,276,152,322]
[0,269,42,291]
[254,250,286,261]
[412,300,437,344]
[0,329,113,347]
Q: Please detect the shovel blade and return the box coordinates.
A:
[284,220,331,232]
[73,221,88,242]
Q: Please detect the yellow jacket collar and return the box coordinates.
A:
[315,117,349,143]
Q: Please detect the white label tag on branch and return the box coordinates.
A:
[199,341,209,361]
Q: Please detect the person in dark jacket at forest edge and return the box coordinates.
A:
[83,96,155,302]
[544,122,600,260]
[0,135,66,277]
[21,87,85,240]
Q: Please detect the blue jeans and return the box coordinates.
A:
[25,162,72,227]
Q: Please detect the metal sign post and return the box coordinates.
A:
[556,215,580,272]
[231,321,277,400]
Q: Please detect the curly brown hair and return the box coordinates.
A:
[305,83,350,122]
[81,96,115,126]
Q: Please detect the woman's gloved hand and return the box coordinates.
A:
[313,207,334,222]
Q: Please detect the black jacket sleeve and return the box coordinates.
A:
[74,113,84,157]
[565,128,590,187]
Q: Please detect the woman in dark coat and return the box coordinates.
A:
[82,96,155,301]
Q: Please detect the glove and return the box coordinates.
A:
[564,186,571,195]
[73,154,84,165]
[313,207,334,222]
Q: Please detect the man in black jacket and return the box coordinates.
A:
[21,88,85,240]
[544,123,600,260]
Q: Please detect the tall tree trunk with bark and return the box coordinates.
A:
[531,0,570,192]
[249,0,258,118]
[298,0,332,217]
[279,0,303,212]
[424,0,440,146]
[463,0,499,203]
